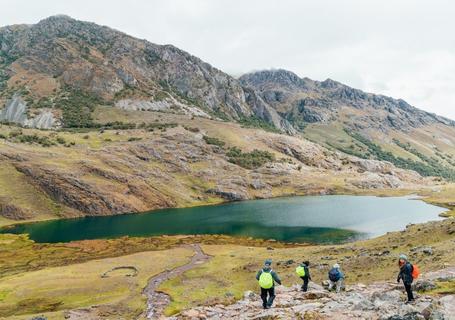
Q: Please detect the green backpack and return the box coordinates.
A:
[258,270,274,289]
[296,266,306,277]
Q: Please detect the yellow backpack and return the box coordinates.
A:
[296,266,306,277]
[258,270,274,289]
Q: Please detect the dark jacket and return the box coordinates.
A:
[256,266,281,286]
[299,263,311,280]
[397,262,413,285]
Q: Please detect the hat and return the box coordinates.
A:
[333,263,340,269]
[399,254,408,261]
[264,259,272,266]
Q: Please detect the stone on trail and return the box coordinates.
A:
[170,268,454,320]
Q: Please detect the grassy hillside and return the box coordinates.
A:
[0,183,453,318]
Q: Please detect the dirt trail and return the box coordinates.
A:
[143,244,211,319]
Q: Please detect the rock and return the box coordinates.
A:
[206,188,247,201]
[0,94,59,129]
[413,280,436,292]
[303,291,329,300]
[439,295,455,319]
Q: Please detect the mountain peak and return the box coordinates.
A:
[38,14,75,23]
[239,69,307,90]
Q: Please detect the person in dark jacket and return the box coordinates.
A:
[256,259,282,309]
[299,260,312,292]
[397,254,414,303]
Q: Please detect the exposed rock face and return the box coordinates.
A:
[0,94,58,128]
[0,16,293,132]
[239,69,455,132]
[115,97,210,117]
[0,94,27,124]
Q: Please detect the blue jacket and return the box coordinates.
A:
[397,262,413,285]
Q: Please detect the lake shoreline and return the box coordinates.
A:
[2,192,448,245]
[0,186,445,229]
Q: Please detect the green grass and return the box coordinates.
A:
[203,135,225,147]
[427,280,455,295]
[226,147,275,169]
[239,116,280,133]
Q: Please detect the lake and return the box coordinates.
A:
[1,195,446,244]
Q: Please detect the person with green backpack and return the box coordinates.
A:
[256,259,282,309]
[296,260,311,292]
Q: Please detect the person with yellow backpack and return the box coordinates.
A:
[256,259,282,309]
[296,260,311,292]
[397,254,420,304]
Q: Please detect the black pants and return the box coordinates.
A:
[404,283,414,301]
[260,287,275,308]
[301,276,309,292]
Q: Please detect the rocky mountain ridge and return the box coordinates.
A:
[239,69,455,132]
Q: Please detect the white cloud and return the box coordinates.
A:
[1,0,455,119]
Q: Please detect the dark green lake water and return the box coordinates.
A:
[1,195,445,244]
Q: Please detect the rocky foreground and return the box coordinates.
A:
[174,268,455,320]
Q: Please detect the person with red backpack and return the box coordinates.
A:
[256,259,282,309]
[397,254,419,304]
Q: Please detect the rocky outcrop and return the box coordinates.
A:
[14,164,136,215]
[0,198,32,220]
[173,277,455,320]
[115,97,210,117]
[0,94,58,129]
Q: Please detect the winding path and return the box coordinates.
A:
[143,244,211,319]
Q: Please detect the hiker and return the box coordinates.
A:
[256,259,282,309]
[397,254,418,303]
[328,263,344,293]
[296,260,311,292]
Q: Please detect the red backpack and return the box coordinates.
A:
[411,264,420,279]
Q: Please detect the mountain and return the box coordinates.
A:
[0,15,293,132]
[0,16,452,224]
[239,69,455,131]
[240,69,455,180]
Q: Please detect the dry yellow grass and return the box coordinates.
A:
[0,247,193,318]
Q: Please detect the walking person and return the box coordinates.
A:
[397,254,418,304]
[256,259,282,309]
[296,260,311,292]
[328,263,344,293]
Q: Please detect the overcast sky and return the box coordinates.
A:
[2,0,455,119]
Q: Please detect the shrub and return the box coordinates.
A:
[13,134,55,147]
[226,147,275,169]
[56,88,104,128]
[203,135,225,147]
[56,136,66,144]
[128,137,142,142]
[239,116,280,133]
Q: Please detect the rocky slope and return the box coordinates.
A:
[0,15,292,132]
[239,69,455,131]
[174,275,455,320]
[240,69,455,181]
[0,114,430,223]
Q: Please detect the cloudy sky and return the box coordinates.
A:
[2,0,455,119]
